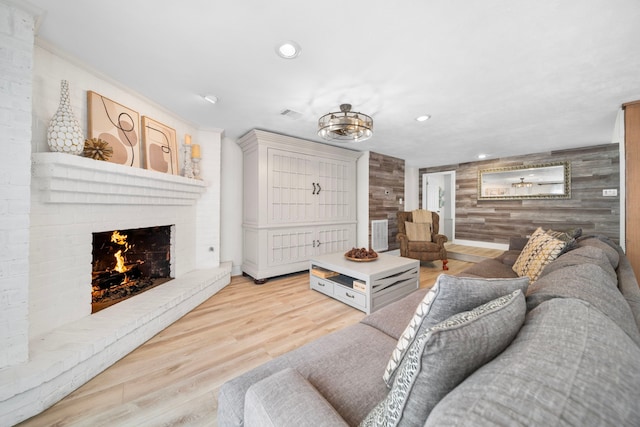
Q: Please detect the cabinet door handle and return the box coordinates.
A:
[316,183,321,195]
[346,292,355,299]
[312,182,317,195]
[316,240,321,247]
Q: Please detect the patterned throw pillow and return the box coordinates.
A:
[382,274,529,387]
[512,227,567,282]
[405,222,431,242]
[546,228,580,253]
[361,290,526,427]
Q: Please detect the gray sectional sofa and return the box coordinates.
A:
[218,234,640,426]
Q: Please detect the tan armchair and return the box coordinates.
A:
[397,210,449,270]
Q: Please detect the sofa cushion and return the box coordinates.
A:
[382,274,529,387]
[425,298,640,427]
[405,221,431,242]
[218,323,396,427]
[362,290,526,427]
[244,368,348,427]
[456,258,518,279]
[361,288,429,341]
[526,262,640,347]
[538,245,617,281]
[577,236,620,269]
[512,227,567,282]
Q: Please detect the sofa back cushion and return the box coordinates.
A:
[526,252,640,347]
[425,298,640,427]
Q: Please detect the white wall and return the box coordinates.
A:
[0,0,33,369]
[220,136,244,275]
[404,166,419,211]
[356,151,370,247]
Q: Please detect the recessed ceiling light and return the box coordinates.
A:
[478,154,488,159]
[415,115,431,122]
[276,41,301,59]
[204,95,218,104]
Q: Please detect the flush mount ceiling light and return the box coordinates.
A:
[416,115,431,122]
[317,103,373,142]
[276,41,301,59]
[203,95,218,104]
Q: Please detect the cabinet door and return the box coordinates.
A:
[315,158,354,221]
[315,224,355,255]
[268,149,315,224]
[267,228,315,267]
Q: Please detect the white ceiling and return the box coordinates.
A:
[26,0,640,167]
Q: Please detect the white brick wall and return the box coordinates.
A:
[0,1,33,369]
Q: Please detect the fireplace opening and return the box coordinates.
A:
[92,225,173,313]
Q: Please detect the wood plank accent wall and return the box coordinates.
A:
[420,144,620,245]
[369,152,405,251]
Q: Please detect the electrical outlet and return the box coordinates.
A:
[602,189,618,197]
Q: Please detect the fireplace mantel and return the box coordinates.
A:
[32,153,206,205]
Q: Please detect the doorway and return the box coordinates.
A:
[422,171,456,241]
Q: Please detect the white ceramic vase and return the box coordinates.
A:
[47,80,84,154]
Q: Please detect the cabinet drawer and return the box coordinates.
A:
[310,276,334,296]
[334,285,366,309]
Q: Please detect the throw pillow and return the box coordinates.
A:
[382,274,529,387]
[546,228,579,253]
[361,290,526,427]
[405,222,431,242]
[512,227,567,282]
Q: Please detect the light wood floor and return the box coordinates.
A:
[18,250,495,427]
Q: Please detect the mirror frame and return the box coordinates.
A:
[478,161,571,200]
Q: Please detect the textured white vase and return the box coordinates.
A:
[47,80,84,154]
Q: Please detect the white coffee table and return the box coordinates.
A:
[310,252,420,314]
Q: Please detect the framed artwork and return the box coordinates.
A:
[141,116,179,175]
[87,91,141,167]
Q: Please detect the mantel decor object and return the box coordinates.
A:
[191,143,202,180]
[182,134,194,178]
[47,80,84,154]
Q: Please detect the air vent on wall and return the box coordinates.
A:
[371,219,389,252]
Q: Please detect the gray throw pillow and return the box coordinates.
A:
[382,274,529,386]
[361,290,526,427]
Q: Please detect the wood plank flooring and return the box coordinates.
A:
[18,252,492,427]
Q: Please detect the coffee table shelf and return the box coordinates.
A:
[310,252,420,314]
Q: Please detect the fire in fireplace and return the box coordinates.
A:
[91,225,173,313]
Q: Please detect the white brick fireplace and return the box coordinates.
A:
[0,3,232,424]
[0,153,231,426]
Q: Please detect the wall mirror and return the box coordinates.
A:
[478,162,571,200]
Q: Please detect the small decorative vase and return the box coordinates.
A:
[47,80,84,154]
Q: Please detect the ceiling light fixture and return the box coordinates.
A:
[276,41,301,59]
[477,154,487,159]
[416,115,431,122]
[318,103,373,142]
[512,177,533,188]
[204,95,218,104]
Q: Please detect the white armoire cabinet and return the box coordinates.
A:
[239,130,361,283]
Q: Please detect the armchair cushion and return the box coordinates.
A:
[405,221,432,242]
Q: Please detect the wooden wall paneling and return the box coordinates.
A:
[420,144,620,244]
[623,101,640,281]
[368,152,405,251]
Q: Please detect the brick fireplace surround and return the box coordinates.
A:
[0,153,231,425]
[1,4,231,424]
